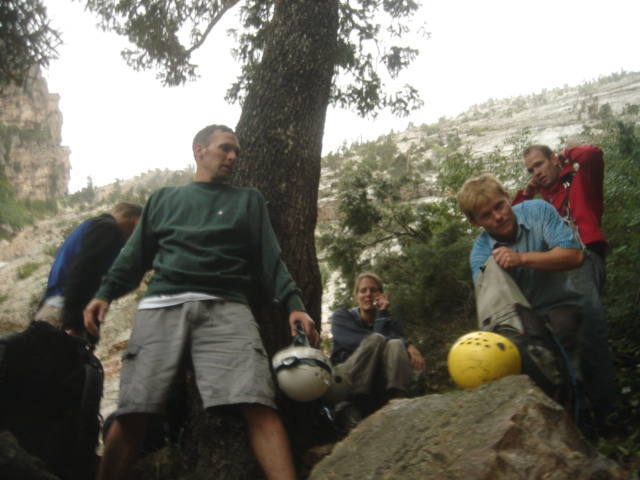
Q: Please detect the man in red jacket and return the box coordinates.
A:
[514,144,607,266]
[514,144,616,430]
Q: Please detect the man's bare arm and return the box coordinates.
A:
[492,246,583,271]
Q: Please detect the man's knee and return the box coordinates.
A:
[384,339,410,363]
[385,338,404,350]
[347,333,386,361]
[361,332,386,349]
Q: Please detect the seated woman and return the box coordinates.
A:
[327,272,425,432]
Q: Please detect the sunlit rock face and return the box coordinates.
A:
[0,67,70,201]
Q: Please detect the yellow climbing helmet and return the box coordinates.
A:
[447,331,521,389]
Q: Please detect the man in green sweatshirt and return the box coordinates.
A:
[84,124,317,480]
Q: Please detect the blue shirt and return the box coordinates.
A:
[470,200,582,311]
[44,219,93,299]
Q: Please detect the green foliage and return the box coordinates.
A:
[82,0,423,116]
[578,110,640,342]
[0,170,57,237]
[579,112,640,452]
[319,110,640,460]
[320,126,534,328]
[372,201,475,322]
[65,176,96,207]
[595,430,640,471]
[319,133,477,334]
[0,0,60,87]
[44,242,59,257]
[329,1,424,116]
[0,123,59,235]
[233,0,425,115]
[0,172,29,232]
[0,122,52,154]
[16,262,41,280]
[434,128,533,196]
[603,131,640,328]
[26,291,44,320]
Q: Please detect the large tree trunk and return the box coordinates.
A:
[232,0,340,459]
[136,3,340,479]
[234,0,339,331]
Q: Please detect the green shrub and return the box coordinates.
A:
[44,242,59,257]
[17,262,41,280]
[1,170,59,237]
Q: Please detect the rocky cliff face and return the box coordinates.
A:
[399,71,640,156]
[0,68,70,201]
[318,71,640,218]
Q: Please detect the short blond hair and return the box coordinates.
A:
[353,272,384,299]
[457,173,510,221]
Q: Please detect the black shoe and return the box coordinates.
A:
[386,388,407,401]
[335,402,362,436]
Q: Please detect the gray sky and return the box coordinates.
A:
[43,0,640,191]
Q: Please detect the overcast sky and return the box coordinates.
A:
[43,0,640,192]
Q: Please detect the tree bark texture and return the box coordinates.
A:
[234,0,339,334]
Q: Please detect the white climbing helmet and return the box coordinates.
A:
[272,328,333,402]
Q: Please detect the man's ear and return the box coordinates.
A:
[469,217,479,227]
[550,153,562,168]
[193,143,204,160]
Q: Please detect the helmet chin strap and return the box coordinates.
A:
[274,356,332,374]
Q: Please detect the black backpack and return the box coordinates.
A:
[0,321,103,480]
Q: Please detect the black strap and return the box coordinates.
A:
[559,170,576,217]
[274,356,332,374]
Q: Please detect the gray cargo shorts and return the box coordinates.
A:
[116,300,275,416]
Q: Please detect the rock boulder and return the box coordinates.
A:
[310,375,627,479]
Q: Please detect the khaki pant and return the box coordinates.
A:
[324,333,411,407]
[474,257,531,332]
[117,300,275,416]
[475,257,584,388]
